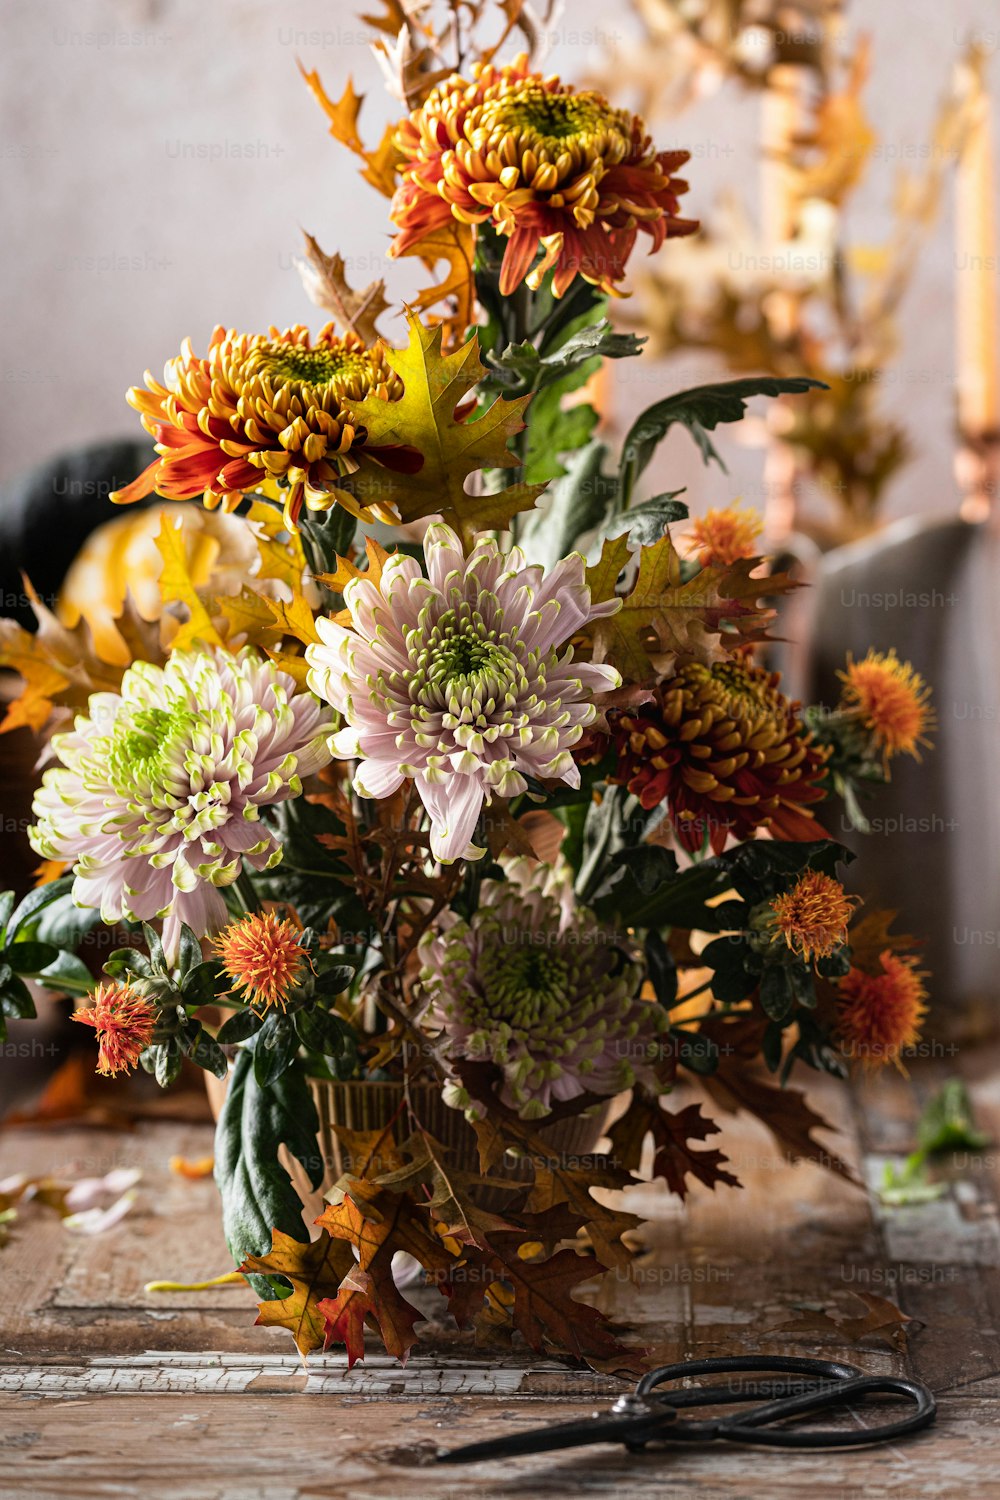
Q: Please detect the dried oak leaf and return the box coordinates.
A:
[776,1291,914,1351]
[242,1228,356,1357]
[297,235,390,345]
[298,65,400,198]
[607,1092,740,1199]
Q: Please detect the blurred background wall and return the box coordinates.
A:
[2,0,997,524]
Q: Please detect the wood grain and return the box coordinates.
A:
[2,1048,1000,1498]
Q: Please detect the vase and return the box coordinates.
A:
[205,1071,612,1220]
[804,511,1000,1041]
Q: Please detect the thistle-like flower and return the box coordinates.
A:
[73,983,158,1076]
[215,910,310,1011]
[416,858,663,1119]
[686,503,763,567]
[306,524,621,862]
[768,871,860,966]
[590,659,830,854]
[835,951,928,1070]
[109,324,407,530]
[29,648,333,959]
[390,54,696,297]
[837,649,934,769]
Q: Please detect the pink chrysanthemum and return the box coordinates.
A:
[29,648,333,959]
[305,524,621,862]
[416,857,665,1119]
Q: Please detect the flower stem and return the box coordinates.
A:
[233,870,262,916]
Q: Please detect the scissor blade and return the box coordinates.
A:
[436,1410,664,1465]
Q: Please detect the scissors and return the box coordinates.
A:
[436,1355,936,1464]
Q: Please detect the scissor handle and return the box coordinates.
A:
[634,1357,936,1450]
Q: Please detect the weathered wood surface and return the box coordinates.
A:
[3,1047,1000,1498]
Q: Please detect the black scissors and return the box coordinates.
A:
[436,1355,936,1464]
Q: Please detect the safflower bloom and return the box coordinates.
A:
[215,910,310,1011]
[416,857,663,1118]
[73,983,158,1076]
[110,324,409,531]
[305,523,621,863]
[390,54,697,298]
[593,660,830,854]
[769,871,860,965]
[837,649,934,768]
[687,503,763,567]
[29,648,333,959]
[835,951,928,1070]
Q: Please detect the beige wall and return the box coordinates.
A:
[3,0,998,528]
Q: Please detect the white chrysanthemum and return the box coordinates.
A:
[416,857,665,1119]
[29,647,333,959]
[305,523,621,862]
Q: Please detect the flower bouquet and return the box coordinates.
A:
[0,3,935,1372]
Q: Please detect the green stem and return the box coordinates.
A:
[233,870,262,916]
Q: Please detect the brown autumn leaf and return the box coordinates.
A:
[607,1093,740,1200]
[243,1227,356,1357]
[776,1291,914,1351]
[699,1014,860,1185]
[298,235,390,345]
[525,1164,641,1269]
[373,1131,521,1242]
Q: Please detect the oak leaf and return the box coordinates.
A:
[297,234,389,345]
[298,66,400,198]
[242,1227,355,1357]
[607,1093,740,1199]
[346,311,545,547]
[776,1291,913,1351]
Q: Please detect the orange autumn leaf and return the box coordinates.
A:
[242,1228,355,1357]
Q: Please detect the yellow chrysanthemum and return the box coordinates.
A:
[215,911,311,1012]
[110,324,412,531]
[835,951,929,1070]
[769,871,860,965]
[390,54,696,298]
[837,649,934,767]
[687,503,763,567]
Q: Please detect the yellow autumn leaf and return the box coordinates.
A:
[153,517,227,652]
[346,311,545,548]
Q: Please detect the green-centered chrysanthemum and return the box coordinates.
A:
[416,857,665,1119]
[29,647,333,960]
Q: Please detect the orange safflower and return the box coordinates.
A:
[769,871,860,965]
[389,54,697,298]
[72,983,158,1076]
[835,951,929,1070]
[687,504,763,567]
[837,649,934,768]
[110,324,413,531]
[215,911,310,1012]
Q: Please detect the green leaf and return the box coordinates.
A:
[519,439,618,569]
[176,924,202,982]
[37,949,93,995]
[701,936,756,1006]
[103,947,153,980]
[644,929,677,1008]
[759,966,796,1023]
[181,959,225,1007]
[214,1049,322,1295]
[0,968,36,1019]
[5,940,60,976]
[486,318,646,394]
[183,1026,229,1080]
[0,890,15,943]
[522,382,598,484]
[216,1008,264,1045]
[916,1080,990,1155]
[253,1016,300,1088]
[293,1006,349,1059]
[594,492,689,548]
[618,376,826,506]
[141,923,167,975]
[7,876,79,944]
[312,965,357,999]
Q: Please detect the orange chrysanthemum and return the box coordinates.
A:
[769,871,860,965]
[390,54,697,298]
[110,324,411,531]
[72,983,158,1076]
[835,950,929,1070]
[215,911,310,1011]
[837,649,934,768]
[687,504,763,567]
[590,660,830,854]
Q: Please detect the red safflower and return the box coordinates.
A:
[214,911,311,1011]
[835,951,929,1070]
[389,54,697,298]
[72,983,158,1076]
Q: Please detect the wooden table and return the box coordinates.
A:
[3,1047,1000,1499]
